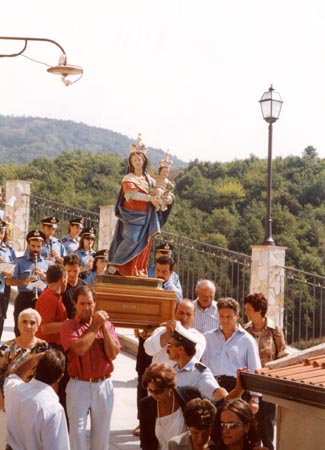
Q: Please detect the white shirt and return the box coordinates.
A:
[4,375,70,450]
[191,299,219,333]
[144,325,206,365]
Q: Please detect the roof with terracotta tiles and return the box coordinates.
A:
[240,350,325,409]
[256,354,325,387]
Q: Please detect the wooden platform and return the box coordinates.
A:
[94,275,176,329]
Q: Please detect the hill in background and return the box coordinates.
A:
[0,114,186,168]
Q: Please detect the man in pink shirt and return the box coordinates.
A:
[60,285,120,450]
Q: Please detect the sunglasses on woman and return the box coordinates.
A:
[220,422,243,430]
[148,387,165,395]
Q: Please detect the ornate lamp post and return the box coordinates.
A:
[0,36,83,85]
[259,85,283,245]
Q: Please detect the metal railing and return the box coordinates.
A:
[281,266,325,349]
[154,232,252,310]
[25,194,100,235]
[23,194,325,349]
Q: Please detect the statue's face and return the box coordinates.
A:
[130,153,145,171]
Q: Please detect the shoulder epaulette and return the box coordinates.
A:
[60,238,67,244]
[195,362,207,372]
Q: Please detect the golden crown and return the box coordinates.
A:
[159,150,173,169]
[130,133,148,155]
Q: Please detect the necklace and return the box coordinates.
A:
[157,390,175,427]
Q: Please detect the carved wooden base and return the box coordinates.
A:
[93,275,176,329]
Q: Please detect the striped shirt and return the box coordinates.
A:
[191,299,219,333]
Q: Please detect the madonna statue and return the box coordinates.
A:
[108,135,174,276]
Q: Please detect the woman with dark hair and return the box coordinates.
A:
[85,249,109,284]
[75,227,96,279]
[139,362,201,450]
[215,399,266,450]
[108,135,174,276]
[244,293,288,450]
[168,398,217,450]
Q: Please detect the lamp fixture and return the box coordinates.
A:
[0,36,83,86]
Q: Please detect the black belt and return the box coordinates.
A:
[215,375,236,383]
[72,375,110,383]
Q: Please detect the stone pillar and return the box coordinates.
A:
[98,205,118,250]
[250,245,286,327]
[4,180,31,252]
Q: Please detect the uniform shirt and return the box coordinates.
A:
[60,234,80,255]
[60,317,121,379]
[144,326,206,365]
[4,375,70,450]
[0,248,11,295]
[84,271,97,284]
[35,287,67,345]
[13,254,52,293]
[0,241,16,263]
[75,248,95,267]
[41,237,67,260]
[191,299,219,333]
[202,324,262,377]
[173,357,220,401]
[162,277,183,303]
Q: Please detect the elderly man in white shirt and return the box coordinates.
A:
[191,280,219,333]
[4,349,70,450]
[144,299,206,364]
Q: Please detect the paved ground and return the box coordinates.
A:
[1,302,141,450]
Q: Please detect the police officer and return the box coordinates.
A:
[166,322,243,402]
[75,227,96,279]
[60,217,85,255]
[0,220,16,339]
[40,216,67,263]
[7,229,53,336]
[148,242,181,290]
[0,220,13,339]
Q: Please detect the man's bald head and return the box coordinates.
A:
[175,299,195,329]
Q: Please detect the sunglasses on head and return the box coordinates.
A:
[220,422,243,430]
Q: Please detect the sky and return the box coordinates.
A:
[2,1,325,163]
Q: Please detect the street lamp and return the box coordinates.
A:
[259,85,283,246]
[0,36,83,86]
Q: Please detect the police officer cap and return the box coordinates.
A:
[0,220,7,232]
[171,322,205,355]
[26,229,46,242]
[41,216,59,228]
[69,217,85,228]
[156,242,174,254]
[81,227,97,238]
[94,249,109,260]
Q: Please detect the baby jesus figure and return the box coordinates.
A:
[154,151,175,212]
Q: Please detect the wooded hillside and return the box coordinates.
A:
[0,145,323,275]
[0,115,185,168]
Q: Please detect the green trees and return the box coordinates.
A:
[0,145,324,276]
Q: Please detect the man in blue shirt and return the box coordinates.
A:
[201,297,261,413]
[7,229,53,336]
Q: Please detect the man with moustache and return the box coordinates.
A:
[60,286,120,450]
[7,230,53,336]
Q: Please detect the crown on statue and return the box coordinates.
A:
[130,133,148,156]
[159,150,173,169]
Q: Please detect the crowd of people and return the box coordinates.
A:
[0,138,289,450]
